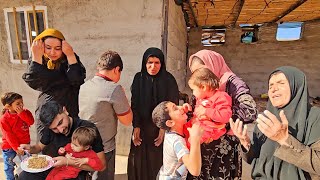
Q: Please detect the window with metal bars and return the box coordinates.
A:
[4,6,48,64]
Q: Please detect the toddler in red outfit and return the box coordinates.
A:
[46,126,103,180]
[0,92,34,180]
[184,68,232,148]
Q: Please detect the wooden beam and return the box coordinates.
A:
[232,0,245,27]
[187,0,198,27]
[161,0,169,58]
[272,0,308,23]
[32,5,39,36]
[13,7,22,64]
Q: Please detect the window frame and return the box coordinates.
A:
[201,28,226,47]
[239,24,261,44]
[4,6,48,64]
[276,22,303,42]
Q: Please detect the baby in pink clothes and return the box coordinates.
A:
[184,68,232,148]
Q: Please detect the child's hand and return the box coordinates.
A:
[14,105,23,114]
[194,106,206,117]
[65,153,73,159]
[58,147,65,154]
[197,115,209,121]
[182,103,192,113]
[15,149,24,155]
[187,123,203,141]
[203,138,214,144]
[74,158,89,167]
[19,144,31,152]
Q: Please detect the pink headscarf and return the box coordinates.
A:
[189,50,234,91]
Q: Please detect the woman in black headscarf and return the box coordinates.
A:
[230,66,320,179]
[127,47,179,180]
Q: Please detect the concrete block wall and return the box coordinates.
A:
[0,0,165,155]
[188,21,320,97]
[166,1,188,93]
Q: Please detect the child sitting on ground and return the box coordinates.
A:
[46,126,103,180]
[0,92,34,180]
[152,101,203,180]
[184,67,232,147]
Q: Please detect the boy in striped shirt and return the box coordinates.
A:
[152,101,203,180]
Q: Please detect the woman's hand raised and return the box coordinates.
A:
[62,41,77,64]
[229,118,251,151]
[182,103,192,112]
[256,110,289,145]
[31,40,44,64]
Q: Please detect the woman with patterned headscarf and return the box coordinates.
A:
[127,47,179,180]
[188,50,257,179]
[22,28,86,139]
[231,66,320,179]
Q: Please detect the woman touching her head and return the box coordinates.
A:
[22,28,86,138]
[231,66,320,179]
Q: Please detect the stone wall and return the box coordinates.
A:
[167,1,188,93]
[188,21,320,98]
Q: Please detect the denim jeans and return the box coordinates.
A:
[2,149,17,180]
